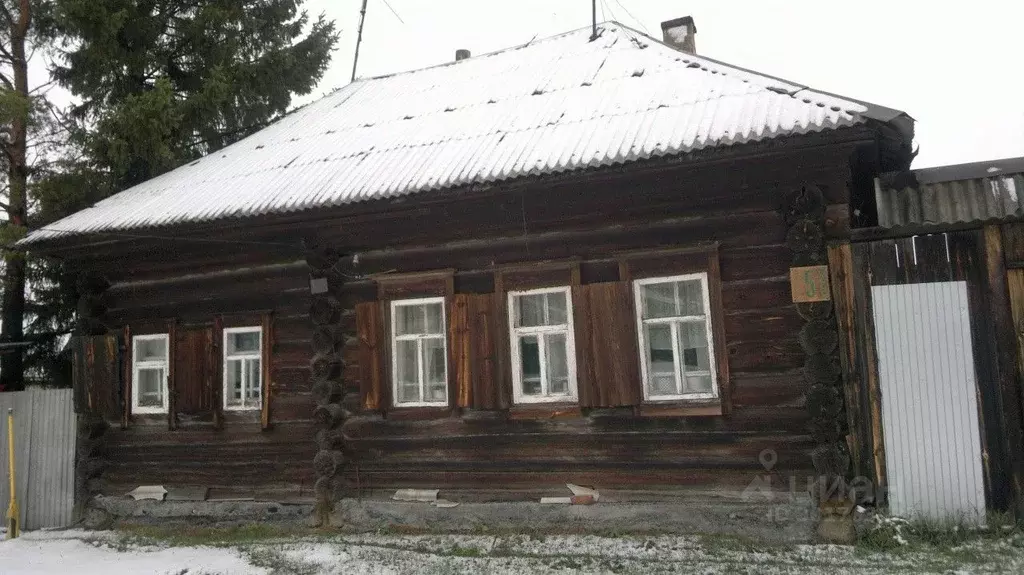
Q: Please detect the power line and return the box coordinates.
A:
[380,0,404,24]
[611,0,649,34]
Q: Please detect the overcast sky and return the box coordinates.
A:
[301,0,1024,169]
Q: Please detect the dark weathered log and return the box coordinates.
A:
[77,293,106,319]
[796,301,833,321]
[803,353,841,385]
[312,379,343,406]
[77,457,108,479]
[783,185,825,224]
[310,354,343,382]
[312,326,342,355]
[314,475,335,501]
[310,296,341,326]
[811,443,850,477]
[76,437,105,460]
[76,273,111,295]
[313,449,346,477]
[76,317,109,336]
[792,250,827,266]
[806,384,842,417]
[786,220,824,253]
[314,403,350,428]
[799,320,839,355]
[77,415,109,440]
[809,415,844,444]
[341,391,362,414]
[306,249,342,272]
[315,428,346,451]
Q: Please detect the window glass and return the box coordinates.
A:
[423,337,447,402]
[545,333,568,395]
[395,305,423,335]
[509,288,575,403]
[246,358,261,400]
[223,328,261,409]
[226,360,243,405]
[517,294,546,327]
[678,280,704,316]
[136,368,164,407]
[636,275,717,400]
[136,338,166,362]
[684,374,714,394]
[391,299,448,406]
[395,339,420,403]
[519,335,542,395]
[546,292,567,325]
[679,322,710,371]
[395,302,444,336]
[228,331,260,355]
[642,282,677,319]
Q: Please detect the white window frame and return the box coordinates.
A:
[223,326,263,411]
[390,297,450,408]
[132,334,169,414]
[507,286,578,404]
[633,272,719,402]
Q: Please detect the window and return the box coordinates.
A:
[508,287,577,403]
[634,273,719,401]
[223,327,263,410]
[390,298,449,407]
[132,334,169,414]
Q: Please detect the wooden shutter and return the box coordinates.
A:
[573,281,643,408]
[72,334,123,423]
[213,316,225,429]
[121,325,132,428]
[172,327,217,424]
[450,293,502,409]
[261,312,274,430]
[356,301,387,411]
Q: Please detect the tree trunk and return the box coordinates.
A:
[0,1,32,391]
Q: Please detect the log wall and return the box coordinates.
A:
[90,255,316,496]
[68,141,863,498]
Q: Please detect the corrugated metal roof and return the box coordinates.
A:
[875,157,1024,228]
[23,22,902,245]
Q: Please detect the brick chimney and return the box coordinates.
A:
[660,16,696,54]
[455,49,471,61]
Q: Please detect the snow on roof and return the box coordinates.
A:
[23,22,902,245]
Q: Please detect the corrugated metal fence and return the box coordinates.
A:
[0,388,76,530]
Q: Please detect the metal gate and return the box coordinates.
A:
[871,281,986,522]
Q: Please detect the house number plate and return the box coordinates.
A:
[790,265,831,303]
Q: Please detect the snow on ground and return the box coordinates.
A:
[2,528,1023,574]
[1,530,264,575]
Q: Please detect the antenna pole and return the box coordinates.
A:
[591,0,597,39]
[351,0,369,82]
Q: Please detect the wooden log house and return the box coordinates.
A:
[20,20,914,508]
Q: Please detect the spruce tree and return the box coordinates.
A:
[47,0,338,188]
[16,1,338,385]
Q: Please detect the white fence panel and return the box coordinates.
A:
[871,281,986,523]
[0,388,76,530]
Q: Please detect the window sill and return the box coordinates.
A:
[508,403,581,420]
[638,401,723,418]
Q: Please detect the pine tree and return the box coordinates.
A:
[0,0,39,391]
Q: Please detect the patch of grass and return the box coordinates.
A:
[447,544,483,558]
[857,512,1023,558]
[245,547,321,575]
